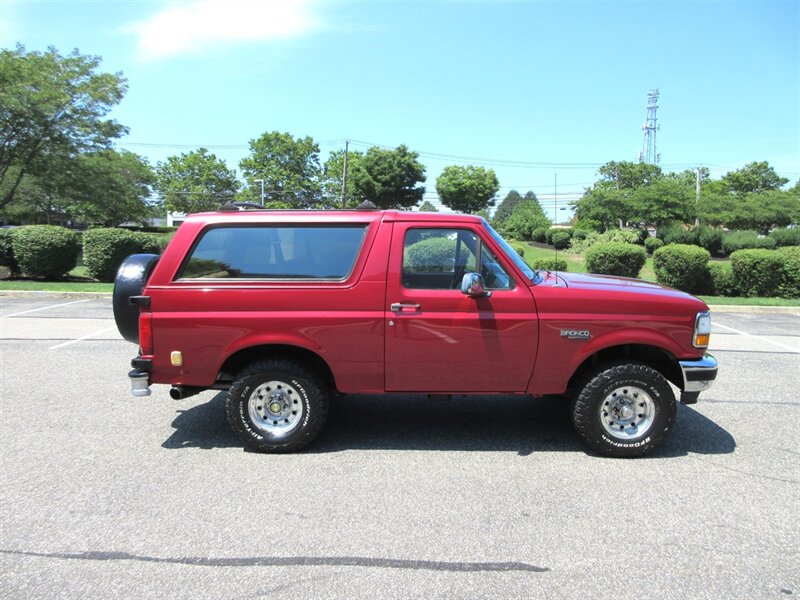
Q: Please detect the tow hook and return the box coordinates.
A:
[129,369,151,397]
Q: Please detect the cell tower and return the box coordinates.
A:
[638,88,660,164]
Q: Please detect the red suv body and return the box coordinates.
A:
[114,208,717,456]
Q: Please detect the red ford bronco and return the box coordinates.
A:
[114,205,717,457]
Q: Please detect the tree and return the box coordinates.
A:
[418,200,438,212]
[628,176,695,231]
[350,145,426,209]
[503,198,551,240]
[436,165,499,214]
[721,161,789,194]
[321,149,365,208]
[66,150,155,225]
[239,131,321,208]
[156,148,238,214]
[492,190,523,226]
[572,186,630,231]
[0,45,128,208]
[597,161,662,190]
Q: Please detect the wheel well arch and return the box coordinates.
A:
[567,344,683,393]
[218,344,336,391]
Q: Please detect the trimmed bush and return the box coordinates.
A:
[12,225,80,278]
[697,226,724,256]
[652,244,711,293]
[0,228,17,273]
[777,246,800,299]
[722,230,776,255]
[571,229,590,242]
[532,228,548,243]
[771,228,800,248]
[551,230,572,250]
[531,258,568,272]
[729,249,783,297]
[644,237,663,254]
[83,228,162,282]
[707,262,738,297]
[585,242,646,278]
[662,227,699,246]
[545,227,572,245]
[512,245,525,258]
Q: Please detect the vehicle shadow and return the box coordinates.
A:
[162,392,736,457]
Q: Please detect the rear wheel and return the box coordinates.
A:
[225,360,329,453]
[572,363,676,457]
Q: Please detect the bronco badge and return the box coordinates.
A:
[560,329,591,340]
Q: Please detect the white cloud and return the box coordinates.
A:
[125,0,321,61]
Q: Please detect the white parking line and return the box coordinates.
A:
[1,299,92,319]
[714,322,799,353]
[49,326,118,350]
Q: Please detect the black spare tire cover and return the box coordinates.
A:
[113,254,159,344]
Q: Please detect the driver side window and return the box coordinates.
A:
[402,229,477,290]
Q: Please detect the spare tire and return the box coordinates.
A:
[113,254,159,344]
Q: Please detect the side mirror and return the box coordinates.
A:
[460,272,492,298]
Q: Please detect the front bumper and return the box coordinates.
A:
[679,353,718,393]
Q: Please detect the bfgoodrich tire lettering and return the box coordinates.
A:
[225,359,329,453]
[573,362,676,458]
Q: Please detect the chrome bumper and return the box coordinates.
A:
[679,353,718,393]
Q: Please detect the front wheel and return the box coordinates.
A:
[225,360,329,453]
[572,363,676,457]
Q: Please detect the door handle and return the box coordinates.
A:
[390,302,421,312]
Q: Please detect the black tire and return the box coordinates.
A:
[113,253,159,344]
[225,360,329,453]
[573,362,676,457]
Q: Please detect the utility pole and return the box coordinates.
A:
[341,140,349,209]
[255,179,265,207]
[695,167,702,227]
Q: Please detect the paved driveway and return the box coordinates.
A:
[1,296,798,599]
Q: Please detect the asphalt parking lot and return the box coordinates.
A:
[1,295,798,599]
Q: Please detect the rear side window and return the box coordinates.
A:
[179,225,368,280]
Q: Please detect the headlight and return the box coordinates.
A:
[693,311,711,348]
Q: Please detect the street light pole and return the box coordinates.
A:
[254,179,265,207]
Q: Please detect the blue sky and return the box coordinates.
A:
[1,0,798,213]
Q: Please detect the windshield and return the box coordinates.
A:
[481,219,537,283]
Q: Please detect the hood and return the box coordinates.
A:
[548,271,708,307]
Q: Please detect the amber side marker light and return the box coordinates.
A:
[693,312,712,349]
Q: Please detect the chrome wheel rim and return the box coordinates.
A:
[248,380,304,436]
[600,385,655,440]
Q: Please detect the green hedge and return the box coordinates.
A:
[644,237,663,254]
[12,225,80,278]
[545,227,572,245]
[531,257,568,272]
[584,242,646,278]
[531,227,548,243]
[777,247,800,299]
[697,227,724,256]
[652,244,710,293]
[707,262,738,296]
[722,231,776,255]
[83,228,161,282]
[729,249,784,297]
[771,228,800,248]
[551,230,572,250]
[0,228,17,273]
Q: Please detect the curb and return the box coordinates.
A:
[707,304,800,314]
[0,290,113,300]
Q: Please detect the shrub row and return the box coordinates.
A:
[650,244,800,299]
[531,257,568,272]
[0,225,163,281]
